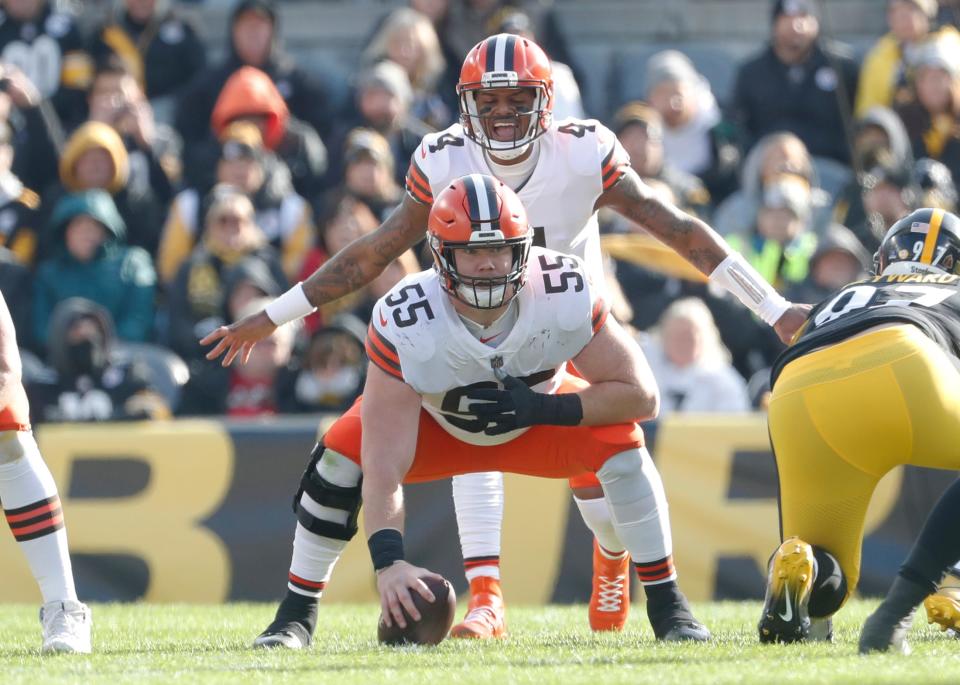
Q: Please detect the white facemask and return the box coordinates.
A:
[457,282,507,308]
[487,142,533,161]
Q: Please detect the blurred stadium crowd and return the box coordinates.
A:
[4,0,960,424]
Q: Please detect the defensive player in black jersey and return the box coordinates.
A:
[757,208,960,651]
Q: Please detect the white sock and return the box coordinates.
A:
[596,448,674,580]
[286,449,359,598]
[287,522,347,598]
[574,495,626,556]
[453,472,503,581]
[0,433,76,603]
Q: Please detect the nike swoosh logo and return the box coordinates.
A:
[779,590,793,622]
[480,332,502,344]
[378,309,388,327]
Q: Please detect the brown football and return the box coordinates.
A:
[377,576,457,646]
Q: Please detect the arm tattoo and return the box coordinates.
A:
[302,202,426,306]
[603,170,729,274]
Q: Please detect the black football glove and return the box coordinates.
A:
[464,373,583,436]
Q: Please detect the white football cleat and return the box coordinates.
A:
[40,600,92,654]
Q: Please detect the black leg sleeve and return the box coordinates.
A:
[900,477,960,592]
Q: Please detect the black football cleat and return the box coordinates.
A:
[758,537,815,644]
[252,620,312,650]
[859,607,914,655]
[647,585,712,642]
[658,618,712,642]
[252,591,318,649]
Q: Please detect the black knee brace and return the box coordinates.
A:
[292,443,362,541]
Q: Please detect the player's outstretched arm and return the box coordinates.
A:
[302,195,431,307]
[0,292,23,409]
[360,363,444,628]
[200,196,430,366]
[596,169,809,344]
[597,167,729,273]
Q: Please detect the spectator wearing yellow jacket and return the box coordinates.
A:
[855,0,960,116]
[894,37,960,185]
[156,122,315,284]
[48,121,168,259]
[164,186,287,360]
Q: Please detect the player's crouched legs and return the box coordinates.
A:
[253,444,362,649]
[758,539,846,644]
[594,448,710,642]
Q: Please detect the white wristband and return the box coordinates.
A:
[264,282,316,326]
[708,253,790,326]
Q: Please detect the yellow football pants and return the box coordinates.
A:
[768,324,960,599]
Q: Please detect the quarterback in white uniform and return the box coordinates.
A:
[407,114,625,280]
[204,34,809,643]
[251,175,710,647]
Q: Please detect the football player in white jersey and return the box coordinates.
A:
[246,175,710,647]
[203,34,809,641]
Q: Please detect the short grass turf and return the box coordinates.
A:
[0,600,958,684]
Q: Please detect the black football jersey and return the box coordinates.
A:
[772,272,960,385]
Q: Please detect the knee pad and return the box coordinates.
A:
[595,448,671,560]
[0,432,28,465]
[596,449,662,499]
[292,444,363,542]
[809,545,848,618]
[596,449,644,484]
[595,448,667,520]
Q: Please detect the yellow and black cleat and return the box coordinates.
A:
[758,537,816,644]
[924,586,960,635]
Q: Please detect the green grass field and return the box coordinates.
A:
[0,600,956,685]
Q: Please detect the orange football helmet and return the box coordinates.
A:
[457,33,554,154]
[428,174,533,309]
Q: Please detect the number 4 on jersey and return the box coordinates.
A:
[557,122,596,138]
[428,133,465,153]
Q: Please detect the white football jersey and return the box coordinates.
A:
[405,118,630,280]
[365,247,609,446]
